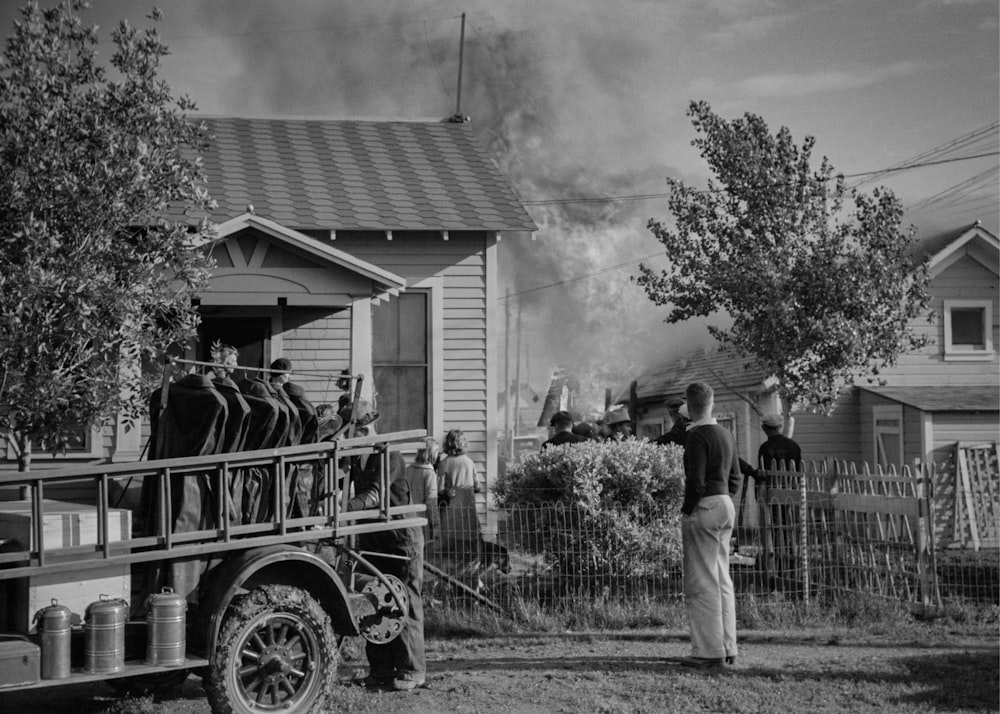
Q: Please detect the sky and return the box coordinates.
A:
[2,0,997,411]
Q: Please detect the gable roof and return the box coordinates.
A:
[861,386,999,412]
[196,212,406,305]
[197,117,537,233]
[536,366,582,427]
[913,222,999,277]
[628,346,772,405]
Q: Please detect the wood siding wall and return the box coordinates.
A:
[888,254,999,386]
[791,389,862,465]
[329,231,493,485]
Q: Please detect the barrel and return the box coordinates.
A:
[84,595,128,674]
[34,599,72,679]
[145,588,187,666]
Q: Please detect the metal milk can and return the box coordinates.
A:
[34,599,72,679]
[83,595,128,674]
[145,587,187,666]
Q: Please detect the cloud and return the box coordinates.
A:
[692,60,923,99]
[703,12,799,45]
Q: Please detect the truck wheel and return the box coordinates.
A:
[205,585,338,714]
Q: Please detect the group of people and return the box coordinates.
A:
[539,386,802,671]
[538,404,637,449]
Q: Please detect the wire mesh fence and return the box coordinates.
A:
[424,459,999,617]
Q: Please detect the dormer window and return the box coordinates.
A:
[943,299,994,361]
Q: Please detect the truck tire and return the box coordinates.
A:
[205,584,338,714]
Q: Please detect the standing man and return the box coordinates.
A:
[757,414,802,472]
[604,406,633,440]
[755,413,802,592]
[344,405,425,692]
[655,397,690,446]
[541,411,587,449]
[680,382,742,669]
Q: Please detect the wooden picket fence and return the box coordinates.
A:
[756,460,937,607]
[430,456,998,614]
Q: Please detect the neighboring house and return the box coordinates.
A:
[625,223,999,547]
[791,222,999,469]
[3,117,537,534]
[624,347,773,463]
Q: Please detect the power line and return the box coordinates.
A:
[152,14,464,42]
[498,251,666,301]
[521,150,999,206]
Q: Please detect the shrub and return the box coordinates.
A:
[495,439,685,589]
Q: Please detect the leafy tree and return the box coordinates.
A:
[638,101,931,428]
[0,1,214,470]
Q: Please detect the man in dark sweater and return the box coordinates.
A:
[541,411,587,450]
[680,382,741,669]
[757,413,802,473]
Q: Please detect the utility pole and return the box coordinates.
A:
[513,299,522,442]
[504,287,512,459]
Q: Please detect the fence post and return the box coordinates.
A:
[799,465,809,604]
[916,459,942,610]
[826,461,840,595]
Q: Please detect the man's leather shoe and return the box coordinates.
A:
[681,657,725,669]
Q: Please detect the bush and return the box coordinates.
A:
[495,439,685,588]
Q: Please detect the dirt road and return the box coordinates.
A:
[6,630,997,714]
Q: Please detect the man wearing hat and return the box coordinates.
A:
[541,410,587,450]
[757,414,802,473]
[342,400,425,692]
[605,405,633,439]
[655,397,691,446]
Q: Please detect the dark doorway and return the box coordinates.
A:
[199,316,270,378]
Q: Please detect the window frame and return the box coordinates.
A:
[637,416,666,441]
[943,299,994,361]
[371,279,442,436]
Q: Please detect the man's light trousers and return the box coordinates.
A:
[682,494,737,660]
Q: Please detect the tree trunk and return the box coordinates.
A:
[781,395,795,439]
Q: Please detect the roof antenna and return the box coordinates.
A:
[447,13,469,123]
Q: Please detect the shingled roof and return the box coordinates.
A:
[861,386,1000,412]
[197,117,537,232]
[628,346,771,405]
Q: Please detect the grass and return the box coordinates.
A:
[425,587,998,641]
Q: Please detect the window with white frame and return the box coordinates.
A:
[373,290,430,433]
[873,405,903,469]
[943,299,994,360]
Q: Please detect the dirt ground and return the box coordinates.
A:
[6,629,997,714]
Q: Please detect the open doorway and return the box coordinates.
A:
[198,316,271,378]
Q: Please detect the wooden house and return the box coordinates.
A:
[625,347,773,463]
[3,117,537,532]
